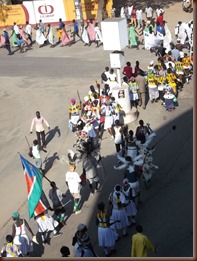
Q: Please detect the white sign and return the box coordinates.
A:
[23,0,66,24]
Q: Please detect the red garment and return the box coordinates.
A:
[131,9,136,18]
[133,65,143,77]
[123,66,133,78]
[156,15,164,26]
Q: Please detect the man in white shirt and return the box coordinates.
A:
[32,139,43,171]
[101,67,110,85]
[155,7,164,17]
[13,22,20,37]
[30,111,50,148]
[127,3,133,19]
[25,21,33,45]
[65,164,82,215]
[136,8,143,28]
[145,5,153,21]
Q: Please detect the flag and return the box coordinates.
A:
[20,155,49,219]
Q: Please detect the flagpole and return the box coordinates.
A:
[40,170,52,183]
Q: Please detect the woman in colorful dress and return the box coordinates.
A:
[60,24,72,47]
[128,23,138,49]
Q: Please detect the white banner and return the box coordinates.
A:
[23,0,66,24]
[143,31,163,50]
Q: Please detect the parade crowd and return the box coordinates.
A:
[0,1,193,258]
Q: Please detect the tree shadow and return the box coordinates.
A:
[45,126,61,146]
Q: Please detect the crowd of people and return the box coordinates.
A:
[0,1,193,258]
[0,17,104,55]
[0,1,193,58]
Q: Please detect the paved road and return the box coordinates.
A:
[0,2,193,257]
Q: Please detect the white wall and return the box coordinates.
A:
[23,0,66,24]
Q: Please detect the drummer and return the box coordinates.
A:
[163,82,175,111]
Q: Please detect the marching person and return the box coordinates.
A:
[12,212,34,256]
[131,224,156,257]
[65,163,82,215]
[114,119,123,154]
[46,23,55,48]
[49,181,67,225]
[96,202,118,256]
[12,22,20,38]
[3,29,13,55]
[72,224,97,257]
[122,178,137,224]
[39,19,45,34]
[86,19,96,46]
[94,22,103,47]
[108,184,130,237]
[135,119,150,144]
[25,21,33,45]
[72,19,81,43]
[128,76,139,109]
[30,111,50,148]
[35,25,47,48]
[1,235,23,257]
[34,209,62,245]
[56,18,64,44]
[32,139,44,172]
[60,24,72,47]
[147,68,159,103]
[68,98,81,132]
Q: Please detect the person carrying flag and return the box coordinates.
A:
[48,181,67,225]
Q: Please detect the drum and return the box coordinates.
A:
[127,146,137,160]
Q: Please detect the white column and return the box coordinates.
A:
[116,68,122,87]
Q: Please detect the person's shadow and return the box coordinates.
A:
[45,126,61,146]
[44,152,59,173]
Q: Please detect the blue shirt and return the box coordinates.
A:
[73,22,79,33]
[4,31,9,43]
[59,21,64,30]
